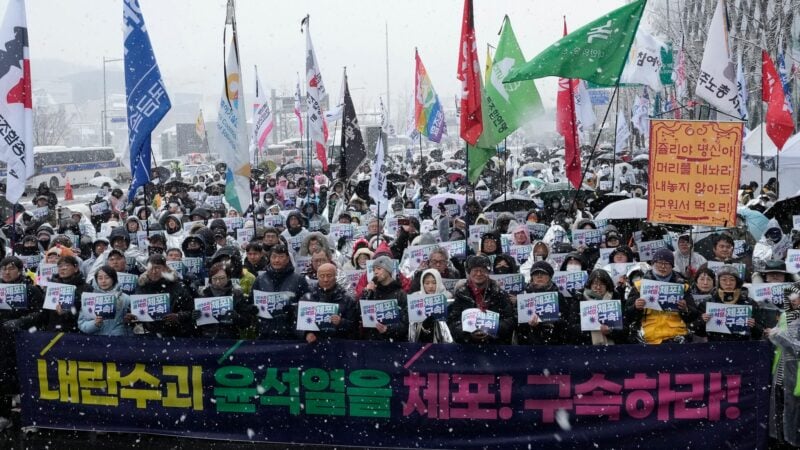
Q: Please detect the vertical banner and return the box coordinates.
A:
[16,333,769,449]
[648,119,742,227]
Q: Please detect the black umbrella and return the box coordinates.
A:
[421,169,445,186]
[355,179,397,202]
[587,193,629,215]
[386,173,408,183]
[765,194,800,233]
[152,167,171,184]
[251,168,266,180]
[484,194,537,213]
[277,162,305,177]
[204,181,226,195]
[164,179,191,193]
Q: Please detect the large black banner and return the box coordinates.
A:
[17,333,771,448]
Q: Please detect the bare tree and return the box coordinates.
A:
[33,104,71,146]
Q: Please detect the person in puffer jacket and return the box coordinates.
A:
[78,265,133,336]
[194,262,255,339]
[251,244,309,339]
[281,211,309,254]
[134,254,196,338]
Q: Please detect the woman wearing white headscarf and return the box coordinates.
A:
[408,269,453,343]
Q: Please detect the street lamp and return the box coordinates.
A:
[102,56,123,147]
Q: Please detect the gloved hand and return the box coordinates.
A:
[191,309,201,321]
[421,315,436,332]
[218,311,234,325]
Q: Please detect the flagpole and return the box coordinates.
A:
[611,92,620,192]
[254,64,260,169]
[570,85,620,210]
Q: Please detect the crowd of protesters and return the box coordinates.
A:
[0,159,799,446]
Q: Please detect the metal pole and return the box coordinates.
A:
[612,91,620,192]
[102,57,107,146]
[384,22,390,132]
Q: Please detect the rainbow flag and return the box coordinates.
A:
[414,50,447,143]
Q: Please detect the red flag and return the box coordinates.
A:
[556,18,581,188]
[457,0,482,145]
[762,50,795,150]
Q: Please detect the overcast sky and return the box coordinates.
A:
[25,0,643,122]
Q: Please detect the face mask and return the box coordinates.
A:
[566,263,582,272]
[494,265,512,275]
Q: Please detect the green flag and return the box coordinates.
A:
[503,0,646,86]
[469,16,544,183]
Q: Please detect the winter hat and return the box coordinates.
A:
[652,248,674,266]
[465,255,491,273]
[716,265,743,288]
[529,260,555,278]
[372,256,395,275]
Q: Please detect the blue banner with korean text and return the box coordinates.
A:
[16,333,770,449]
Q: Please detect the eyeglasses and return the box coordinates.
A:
[429,258,447,265]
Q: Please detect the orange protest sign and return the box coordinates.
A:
[647,120,742,227]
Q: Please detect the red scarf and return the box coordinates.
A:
[467,280,487,311]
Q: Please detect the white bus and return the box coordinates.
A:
[24,146,129,190]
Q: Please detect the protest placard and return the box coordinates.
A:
[407,293,448,323]
[516,291,560,323]
[705,302,752,335]
[648,120,742,227]
[461,308,499,337]
[252,291,293,319]
[580,300,623,331]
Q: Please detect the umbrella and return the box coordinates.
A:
[355,179,397,202]
[535,182,594,201]
[428,162,446,171]
[445,169,466,182]
[594,198,648,220]
[595,152,616,162]
[632,154,649,161]
[512,177,546,190]
[588,193,630,214]
[427,193,466,209]
[386,173,408,183]
[484,194,537,213]
[164,179,191,193]
[737,206,770,240]
[88,176,118,189]
[518,162,547,176]
[277,162,305,176]
[204,181,226,195]
[420,169,446,185]
[765,194,800,234]
[441,159,462,168]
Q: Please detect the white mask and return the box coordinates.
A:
[566,263,582,272]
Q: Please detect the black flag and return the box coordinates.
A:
[340,71,366,180]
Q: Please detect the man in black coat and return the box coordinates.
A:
[448,255,516,345]
[302,263,358,343]
[135,254,195,338]
[252,244,309,339]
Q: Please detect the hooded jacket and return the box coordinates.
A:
[299,231,333,257]
[162,214,186,251]
[408,269,454,344]
[281,211,309,253]
[34,272,93,333]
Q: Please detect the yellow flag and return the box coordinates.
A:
[195,109,206,139]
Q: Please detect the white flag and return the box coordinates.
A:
[736,51,749,121]
[631,94,650,137]
[252,68,274,153]
[215,18,251,213]
[379,96,388,131]
[368,137,390,217]
[695,0,740,118]
[620,28,666,91]
[614,109,630,155]
[303,16,329,170]
[573,80,596,145]
[0,0,33,204]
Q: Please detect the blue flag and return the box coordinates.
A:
[124,0,171,201]
[777,53,794,114]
